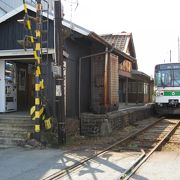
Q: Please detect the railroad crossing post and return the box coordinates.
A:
[34,0,42,141]
[54,0,66,144]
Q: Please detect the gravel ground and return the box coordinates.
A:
[64,117,159,151]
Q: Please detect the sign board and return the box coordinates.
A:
[56,85,62,96]
[52,64,62,77]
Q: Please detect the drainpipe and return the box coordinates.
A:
[104,47,109,109]
[78,48,113,133]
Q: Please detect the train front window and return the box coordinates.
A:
[155,69,173,87]
[173,70,180,86]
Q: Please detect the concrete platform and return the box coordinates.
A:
[0,147,179,180]
[118,103,152,111]
[130,151,180,180]
[0,147,140,180]
[80,103,154,136]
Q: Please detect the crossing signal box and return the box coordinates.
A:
[17,36,33,50]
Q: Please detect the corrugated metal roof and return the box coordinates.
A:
[0,4,53,23]
[0,3,137,67]
[0,1,16,13]
[0,0,25,17]
[0,8,6,17]
[0,4,90,36]
[0,0,47,15]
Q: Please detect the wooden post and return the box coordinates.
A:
[136,81,139,104]
[125,77,128,105]
[54,0,66,144]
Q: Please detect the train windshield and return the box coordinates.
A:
[155,64,180,87]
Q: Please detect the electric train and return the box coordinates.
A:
[154,63,180,115]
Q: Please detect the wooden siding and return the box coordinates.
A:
[0,11,54,50]
[91,54,105,111]
[108,53,119,106]
[41,56,56,116]
[0,10,94,117]
[65,39,91,117]
[128,81,150,103]
[91,53,119,113]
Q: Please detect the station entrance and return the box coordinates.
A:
[0,59,35,112]
[16,61,35,111]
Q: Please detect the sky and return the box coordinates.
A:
[62,0,180,78]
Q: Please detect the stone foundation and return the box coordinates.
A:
[80,104,154,136]
[66,118,80,136]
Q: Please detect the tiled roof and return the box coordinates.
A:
[101,33,127,51]
[101,32,136,58]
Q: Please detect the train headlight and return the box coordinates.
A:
[155,90,164,96]
[156,91,160,96]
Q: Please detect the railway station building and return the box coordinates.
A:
[0,2,153,144]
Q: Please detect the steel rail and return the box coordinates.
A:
[43,117,165,180]
[123,119,180,180]
[119,149,146,180]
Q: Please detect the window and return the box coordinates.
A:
[144,83,148,95]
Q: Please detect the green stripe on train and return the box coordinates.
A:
[164,91,180,96]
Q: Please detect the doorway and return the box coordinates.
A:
[16,62,35,111]
[119,78,126,103]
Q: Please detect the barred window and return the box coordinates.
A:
[144,83,149,95]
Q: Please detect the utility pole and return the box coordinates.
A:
[178,37,180,62]
[54,0,66,144]
[170,49,171,63]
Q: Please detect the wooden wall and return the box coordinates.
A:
[108,53,119,107]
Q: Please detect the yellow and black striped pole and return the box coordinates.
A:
[23,1,35,44]
[33,0,42,141]
[23,0,52,141]
[23,0,42,141]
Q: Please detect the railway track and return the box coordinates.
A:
[116,118,179,152]
[43,117,180,180]
[119,118,180,179]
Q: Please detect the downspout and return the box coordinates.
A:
[78,48,112,130]
[104,47,109,108]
